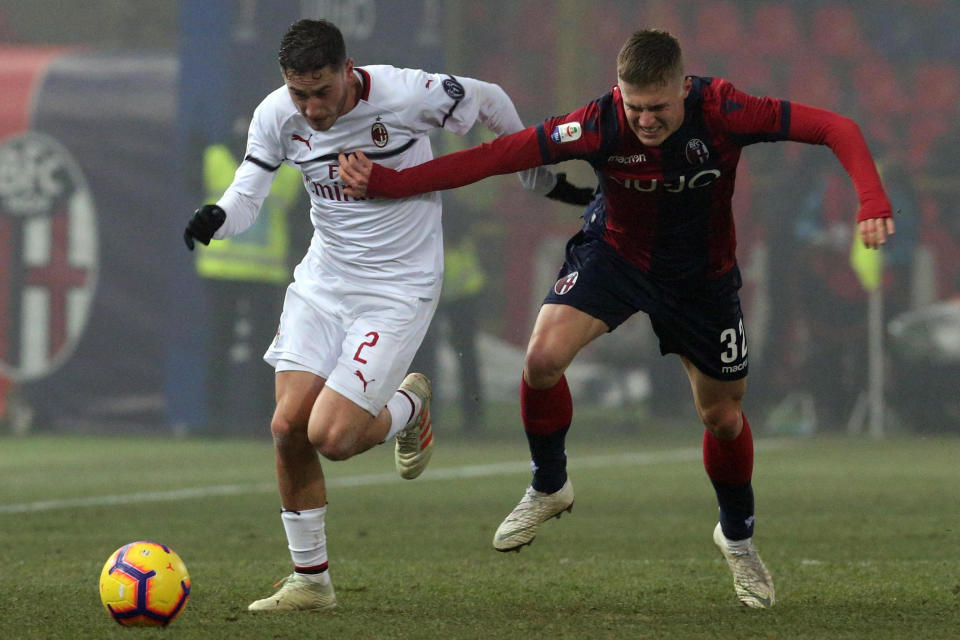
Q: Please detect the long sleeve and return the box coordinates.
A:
[367,126,545,199]
[787,102,892,222]
[213,158,276,238]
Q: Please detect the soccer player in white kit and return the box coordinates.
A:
[183,19,593,611]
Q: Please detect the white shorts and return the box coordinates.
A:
[264,267,438,415]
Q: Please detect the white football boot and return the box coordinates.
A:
[493,479,574,552]
[247,573,337,612]
[395,373,434,480]
[713,523,776,608]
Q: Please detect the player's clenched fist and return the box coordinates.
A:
[183,204,226,250]
[338,152,372,198]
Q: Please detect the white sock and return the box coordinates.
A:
[384,389,419,440]
[281,507,331,585]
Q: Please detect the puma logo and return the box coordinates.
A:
[354,369,375,392]
[292,133,313,149]
[425,79,433,89]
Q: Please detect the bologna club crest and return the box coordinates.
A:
[685,138,710,165]
[553,271,579,295]
[0,132,98,382]
[371,120,389,147]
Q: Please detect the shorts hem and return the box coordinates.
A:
[662,346,749,381]
[265,351,330,379]
[324,378,379,416]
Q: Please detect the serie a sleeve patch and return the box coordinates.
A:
[551,122,583,144]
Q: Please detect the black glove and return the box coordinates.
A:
[545,173,595,206]
[183,204,226,250]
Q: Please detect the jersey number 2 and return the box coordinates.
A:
[353,331,380,364]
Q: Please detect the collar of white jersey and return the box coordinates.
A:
[355,67,371,102]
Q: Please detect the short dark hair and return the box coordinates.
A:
[278,19,346,75]
[616,29,683,87]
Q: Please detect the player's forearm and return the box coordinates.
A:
[367,128,544,198]
[463,77,558,196]
[212,158,276,237]
[788,103,892,221]
[214,189,264,238]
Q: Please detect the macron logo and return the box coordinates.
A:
[608,153,647,165]
[721,361,748,374]
[551,122,582,144]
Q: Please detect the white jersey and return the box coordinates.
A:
[215,64,556,298]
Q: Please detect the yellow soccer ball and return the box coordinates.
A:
[98,541,191,627]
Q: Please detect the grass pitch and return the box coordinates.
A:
[1,418,958,639]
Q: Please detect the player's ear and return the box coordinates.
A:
[343,58,355,77]
[681,76,693,98]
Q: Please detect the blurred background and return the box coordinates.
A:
[1,0,958,440]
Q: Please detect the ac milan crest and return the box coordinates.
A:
[554,271,579,295]
[0,132,98,382]
[371,119,389,148]
[442,78,465,101]
[685,138,710,165]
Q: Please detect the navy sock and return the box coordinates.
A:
[527,426,569,493]
[712,480,755,540]
[703,415,755,541]
[521,376,572,494]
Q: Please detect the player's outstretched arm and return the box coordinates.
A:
[340,126,545,200]
[340,151,594,206]
[787,103,894,250]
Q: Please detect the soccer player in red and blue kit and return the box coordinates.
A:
[339,30,894,608]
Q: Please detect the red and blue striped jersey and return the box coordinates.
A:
[536,76,789,278]
[367,75,891,280]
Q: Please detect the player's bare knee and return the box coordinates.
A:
[523,350,565,389]
[318,442,354,461]
[701,405,742,441]
[270,413,304,444]
[271,417,314,468]
[310,428,355,461]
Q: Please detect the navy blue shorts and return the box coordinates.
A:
[542,232,748,381]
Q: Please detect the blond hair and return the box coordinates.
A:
[616,29,683,87]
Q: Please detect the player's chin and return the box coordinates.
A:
[637,131,666,146]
